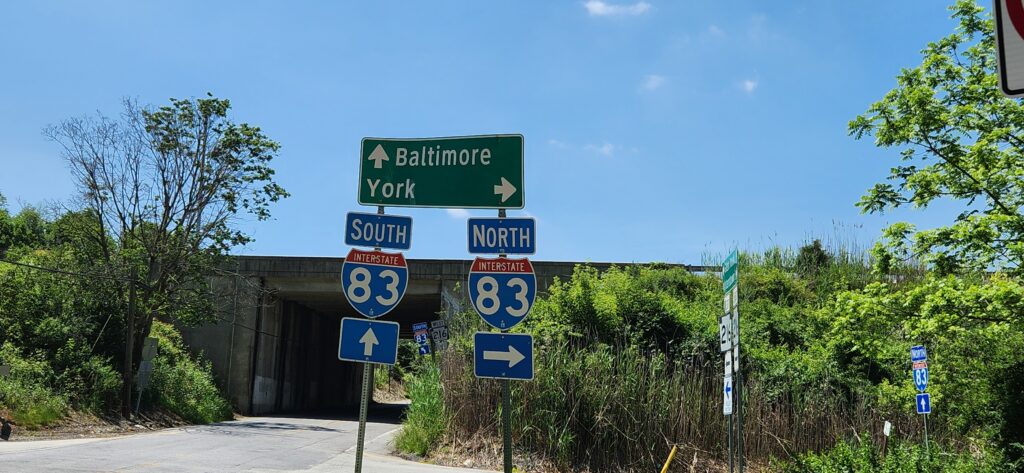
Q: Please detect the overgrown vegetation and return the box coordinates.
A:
[0,94,284,426]
[398,241,1023,471]
[777,438,1015,473]
[0,201,234,427]
[145,321,232,424]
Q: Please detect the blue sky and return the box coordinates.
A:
[0,1,970,264]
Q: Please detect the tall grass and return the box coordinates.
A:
[434,338,899,472]
[396,363,448,456]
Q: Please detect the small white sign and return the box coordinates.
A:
[723,377,734,415]
[719,315,733,352]
[883,420,892,437]
[724,351,733,378]
[995,0,1024,96]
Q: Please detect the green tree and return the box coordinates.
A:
[849,1,1024,275]
[45,95,289,413]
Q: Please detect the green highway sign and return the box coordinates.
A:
[358,135,524,209]
[723,249,738,292]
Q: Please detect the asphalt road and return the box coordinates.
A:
[0,405,485,473]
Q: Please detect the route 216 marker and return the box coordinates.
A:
[468,257,536,330]
[338,317,400,365]
[342,248,408,318]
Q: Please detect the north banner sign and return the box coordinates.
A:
[467,217,536,255]
[341,248,408,319]
[345,212,412,251]
[358,135,525,209]
[338,317,400,365]
[995,0,1024,96]
[910,345,927,363]
[468,257,537,330]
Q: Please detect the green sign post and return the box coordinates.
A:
[722,249,743,473]
[359,135,524,209]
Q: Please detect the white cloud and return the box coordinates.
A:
[547,138,569,149]
[584,143,616,157]
[740,79,758,94]
[708,25,725,37]
[446,208,470,219]
[584,1,651,17]
[641,74,666,91]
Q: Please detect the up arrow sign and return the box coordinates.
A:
[367,144,390,169]
[483,345,526,367]
[359,327,379,356]
[493,177,517,203]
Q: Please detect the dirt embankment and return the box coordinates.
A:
[4,409,200,442]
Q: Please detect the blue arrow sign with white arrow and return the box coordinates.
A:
[916,392,931,414]
[474,332,533,380]
[338,317,400,365]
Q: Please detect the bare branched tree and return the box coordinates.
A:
[45,95,289,413]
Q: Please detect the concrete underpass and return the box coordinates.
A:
[179,256,658,416]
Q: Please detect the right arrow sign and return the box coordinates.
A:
[359,135,525,209]
[474,332,533,380]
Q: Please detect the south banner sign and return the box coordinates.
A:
[995,0,1024,96]
[468,257,536,330]
[359,135,525,209]
[345,212,412,251]
[341,248,408,319]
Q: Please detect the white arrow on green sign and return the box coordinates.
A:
[359,135,524,209]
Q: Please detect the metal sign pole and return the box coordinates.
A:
[497,208,513,473]
[501,373,512,473]
[354,364,372,473]
[923,413,930,457]
[736,312,745,473]
[353,205,388,473]
[728,413,734,473]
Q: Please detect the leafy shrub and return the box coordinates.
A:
[777,438,1013,473]
[0,344,66,428]
[147,321,232,424]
